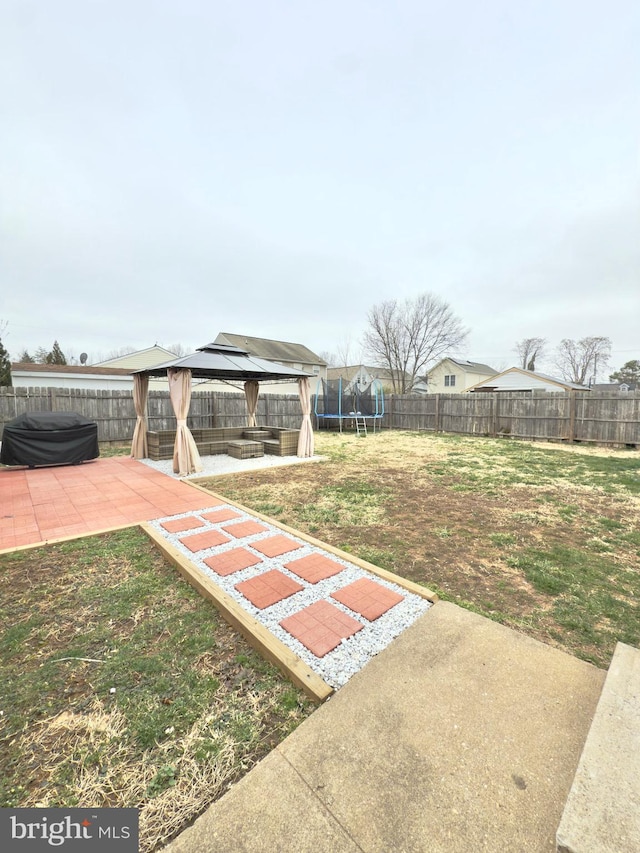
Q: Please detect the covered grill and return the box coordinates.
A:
[0,412,99,467]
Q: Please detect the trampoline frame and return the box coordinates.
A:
[314,377,385,433]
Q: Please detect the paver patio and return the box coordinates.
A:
[0,457,216,551]
[0,456,429,694]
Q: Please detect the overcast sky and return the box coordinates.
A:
[1,0,638,376]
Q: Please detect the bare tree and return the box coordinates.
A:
[162,342,192,357]
[554,336,611,385]
[318,350,337,367]
[362,293,468,393]
[514,337,546,371]
[106,345,137,359]
[335,335,357,369]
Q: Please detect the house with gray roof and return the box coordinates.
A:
[326,364,412,393]
[214,333,325,374]
[427,358,498,393]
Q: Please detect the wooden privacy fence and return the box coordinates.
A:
[385,391,640,446]
[0,387,305,443]
[1,387,638,447]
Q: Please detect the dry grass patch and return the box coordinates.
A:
[0,528,313,851]
[197,430,640,667]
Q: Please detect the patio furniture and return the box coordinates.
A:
[227,440,264,459]
[146,426,299,460]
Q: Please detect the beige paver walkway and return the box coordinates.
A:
[0,457,216,550]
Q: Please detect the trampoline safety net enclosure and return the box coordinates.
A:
[314,378,384,431]
[0,412,100,467]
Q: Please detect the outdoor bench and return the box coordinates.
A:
[146,426,299,460]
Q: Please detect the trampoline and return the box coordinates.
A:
[314,377,385,433]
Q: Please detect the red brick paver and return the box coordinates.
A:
[161,516,206,534]
[222,520,269,539]
[202,508,242,524]
[252,535,303,558]
[284,553,345,584]
[331,577,405,621]
[280,600,363,657]
[180,528,231,553]
[204,547,263,577]
[0,458,217,551]
[235,569,304,609]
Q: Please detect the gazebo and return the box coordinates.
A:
[130,343,314,475]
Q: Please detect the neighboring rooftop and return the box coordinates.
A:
[431,357,498,375]
[326,365,406,383]
[11,362,132,376]
[214,333,325,367]
[467,367,590,392]
[93,345,178,370]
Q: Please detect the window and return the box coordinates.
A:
[444,374,456,387]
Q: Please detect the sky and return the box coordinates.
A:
[1,0,638,377]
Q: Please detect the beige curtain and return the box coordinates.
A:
[130,373,149,459]
[168,368,202,476]
[244,380,260,427]
[297,376,314,457]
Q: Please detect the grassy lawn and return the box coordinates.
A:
[0,527,313,851]
[2,430,636,848]
[197,430,640,668]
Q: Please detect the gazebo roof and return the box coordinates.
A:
[133,343,313,382]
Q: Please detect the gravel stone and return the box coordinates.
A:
[149,502,431,690]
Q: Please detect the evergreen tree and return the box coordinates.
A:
[609,360,640,384]
[18,349,35,363]
[0,334,12,386]
[45,340,67,365]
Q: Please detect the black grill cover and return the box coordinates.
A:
[0,412,99,467]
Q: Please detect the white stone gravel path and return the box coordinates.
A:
[148,503,431,690]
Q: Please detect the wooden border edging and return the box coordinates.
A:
[184,479,439,604]
[140,522,334,704]
[0,522,137,556]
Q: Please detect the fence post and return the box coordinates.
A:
[568,391,576,441]
[434,394,440,433]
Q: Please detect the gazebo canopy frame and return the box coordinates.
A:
[130,343,314,475]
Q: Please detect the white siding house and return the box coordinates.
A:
[465,367,590,393]
[93,345,178,371]
[11,345,179,392]
[10,363,136,391]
